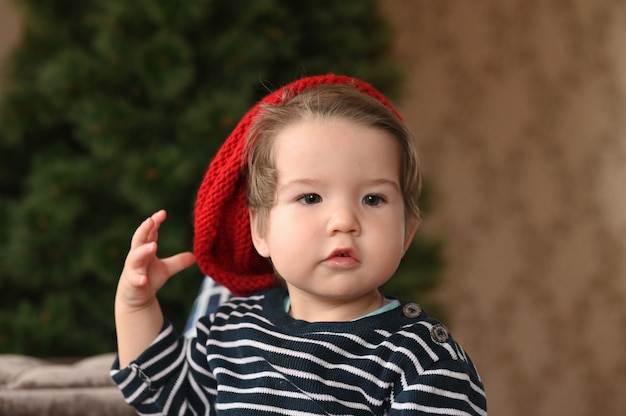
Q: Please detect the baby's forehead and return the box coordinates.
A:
[273,121,400,168]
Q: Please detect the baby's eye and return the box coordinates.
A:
[363,194,385,206]
[298,193,322,204]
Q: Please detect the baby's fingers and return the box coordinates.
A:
[162,252,196,277]
[130,210,167,249]
[123,241,158,286]
[146,210,167,242]
[137,251,196,293]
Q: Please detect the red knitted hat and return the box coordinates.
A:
[193,74,401,295]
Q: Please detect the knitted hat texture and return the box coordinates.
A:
[193,74,401,295]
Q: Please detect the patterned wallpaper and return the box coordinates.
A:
[382,0,626,414]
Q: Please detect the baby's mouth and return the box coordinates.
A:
[325,248,359,263]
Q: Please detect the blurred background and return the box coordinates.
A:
[1,1,625,415]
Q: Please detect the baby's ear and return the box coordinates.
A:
[403,215,420,254]
[249,209,270,258]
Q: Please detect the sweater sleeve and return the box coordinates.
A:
[110,318,217,415]
[390,358,487,416]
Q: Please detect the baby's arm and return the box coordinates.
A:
[115,210,196,368]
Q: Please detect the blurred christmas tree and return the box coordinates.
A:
[0,0,443,356]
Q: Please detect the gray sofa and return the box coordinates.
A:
[0,277,229,415]
[0,353,135,416]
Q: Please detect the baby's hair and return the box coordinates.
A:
[245,83,422,234]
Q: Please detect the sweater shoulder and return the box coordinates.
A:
[196,289,277,330]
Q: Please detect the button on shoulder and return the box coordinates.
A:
[402,303,423,318]
[430,323,450,343]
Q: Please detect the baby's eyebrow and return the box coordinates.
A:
[367,178,401,190]
[277,178,321,193]
[278,178,400,192]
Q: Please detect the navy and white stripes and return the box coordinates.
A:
[112,288,487,415]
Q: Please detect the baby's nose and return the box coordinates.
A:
[327,205,361,235]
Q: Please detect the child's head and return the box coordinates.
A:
[245,84,422,236]
[194,75,421,296]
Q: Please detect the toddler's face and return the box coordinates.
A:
[250,117,416,306]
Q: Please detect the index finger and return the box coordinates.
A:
[130,210,167,249]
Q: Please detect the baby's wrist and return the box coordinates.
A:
[115,290,157,315]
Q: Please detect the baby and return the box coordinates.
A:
[112,74,487,415]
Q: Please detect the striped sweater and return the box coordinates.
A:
[111,288,487,415]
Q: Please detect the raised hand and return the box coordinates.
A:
[118,210,196,309]
[115,210,196,367]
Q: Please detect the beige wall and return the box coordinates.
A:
[382,1,626,415]
[0,0,20,85]
[1,1,625,414]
